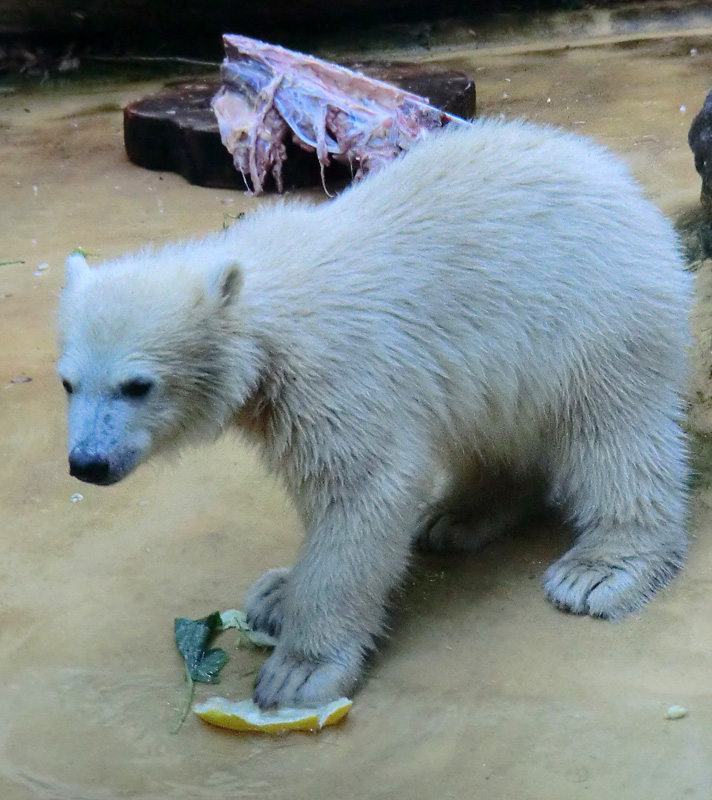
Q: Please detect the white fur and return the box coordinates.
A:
[58,118,692,707]
[65,252,91,286]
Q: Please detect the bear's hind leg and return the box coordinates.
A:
[416,472,546,552]
[243,567,290,639]
[543,399,689,620]
[417,511,507,552]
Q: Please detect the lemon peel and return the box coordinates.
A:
[194,696,352,733]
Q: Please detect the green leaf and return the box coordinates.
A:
[174,612,230,684]
[71,246,97,257]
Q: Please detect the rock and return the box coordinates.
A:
[123,63,475,191]
[688,89,712,218]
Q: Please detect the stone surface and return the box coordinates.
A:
[689,88,712,218]
[123,64,476,190]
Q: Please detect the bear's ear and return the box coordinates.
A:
[205,261,244,306]
[65,252,91,288]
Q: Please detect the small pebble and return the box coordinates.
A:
[10,376,32,384]
[691,48,698,56]
[664,705,688,720]
[70,493,84,503]
[681,105,687,114]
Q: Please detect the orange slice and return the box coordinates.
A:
[193,696,352,733]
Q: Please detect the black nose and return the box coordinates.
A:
[69,453,111,484]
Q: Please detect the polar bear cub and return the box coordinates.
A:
[58,119,692,708]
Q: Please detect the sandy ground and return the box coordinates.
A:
[2,25,712,800]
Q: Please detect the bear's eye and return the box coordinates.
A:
[120,378,153,399]
[61,379,74,395]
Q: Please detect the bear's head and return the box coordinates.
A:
[57,248,260,485]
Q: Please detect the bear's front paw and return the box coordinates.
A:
[243,567,291,639]
[253,645,360,709]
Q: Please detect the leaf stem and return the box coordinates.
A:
[171,663,196,734]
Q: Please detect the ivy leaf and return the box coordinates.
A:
[174,612,229,684]
[173,612,231,733]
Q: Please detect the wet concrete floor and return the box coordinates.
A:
[2,23,712,800]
